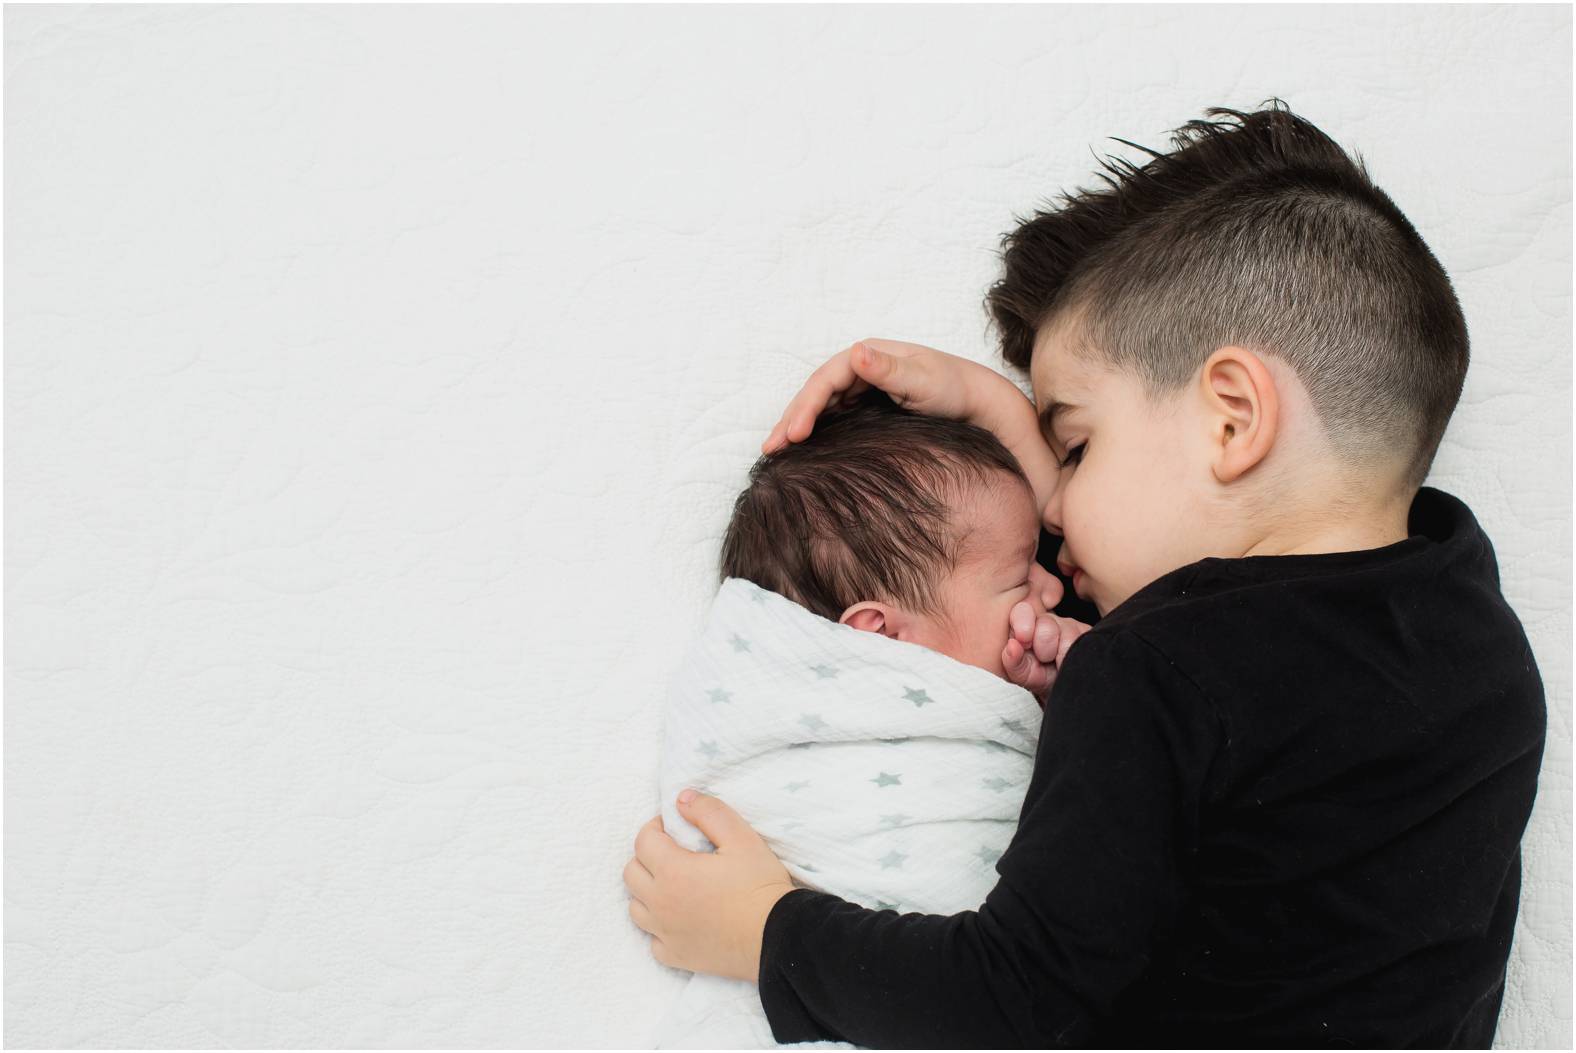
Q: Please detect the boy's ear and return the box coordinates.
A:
[840,602,898,637]
[1199,346,1280,483]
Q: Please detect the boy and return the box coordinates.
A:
[623,101,1547,1046]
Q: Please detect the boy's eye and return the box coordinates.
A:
[1057,442,1086,469]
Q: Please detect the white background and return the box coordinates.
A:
[5,4,1570,1048]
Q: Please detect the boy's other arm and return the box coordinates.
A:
[755,629,1220,1047]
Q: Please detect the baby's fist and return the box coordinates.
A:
[1002,602,1092,700]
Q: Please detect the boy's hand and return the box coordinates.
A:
[762,339,1062,514]
[624,790,796,983]
[762,339,1019,454]
[1002,564,1092,700]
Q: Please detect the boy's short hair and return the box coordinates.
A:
[985,99,1468,492]
[720,390,1029,623]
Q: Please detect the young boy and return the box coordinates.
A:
[624,101,1547,1047]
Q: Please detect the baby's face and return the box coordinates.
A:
[905,476,1043,679]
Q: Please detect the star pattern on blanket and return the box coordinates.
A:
[662,578,1045,983]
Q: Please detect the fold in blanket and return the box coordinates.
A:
[653,577,1044,1049]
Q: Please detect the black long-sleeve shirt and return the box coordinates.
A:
[757,486,1547,1048]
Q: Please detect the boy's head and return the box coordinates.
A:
[985,100,1469,614]
[721,390,1040,679]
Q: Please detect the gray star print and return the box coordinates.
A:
[902,687,933,708]
[878,849,907,870]
[729,634,752,653]
[976,845,1003,866]
[999,718,1028,736]
[697,741,722,759]
[784,780,810,793]
[875,900,900,912]
[879,813,912,827]
[871,772,902,788]
[798,713,828,733]
[809,663,839,679]
[707,688,733,704]
[981,776,1013,793]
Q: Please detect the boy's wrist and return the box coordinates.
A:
[963,369,1059,513]
[743,882,796,983]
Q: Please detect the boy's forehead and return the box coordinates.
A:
[1028,325,1088,405]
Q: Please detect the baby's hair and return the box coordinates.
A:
[986,99,1467,492]
[720,389,1030,623]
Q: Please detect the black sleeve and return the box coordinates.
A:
[756,628,1223,1047]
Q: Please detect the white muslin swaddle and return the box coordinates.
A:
[653,577,1045,1049]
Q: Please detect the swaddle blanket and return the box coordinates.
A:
[652,577,1045,1049]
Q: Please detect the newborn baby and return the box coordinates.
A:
[652,391,1087,1049]
[721,389,1055,682]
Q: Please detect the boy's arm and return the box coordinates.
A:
[752,629,1221,1046]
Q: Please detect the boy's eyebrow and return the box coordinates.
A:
[1037,400,1075,436]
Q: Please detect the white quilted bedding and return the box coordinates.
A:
[5,4,1568,1048]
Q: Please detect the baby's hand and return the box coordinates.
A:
[1002,601,1092,702]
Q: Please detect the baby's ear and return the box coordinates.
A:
[840,602,893,637]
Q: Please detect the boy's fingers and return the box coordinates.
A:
[850,342,911,400]
[628,896,656,935]
[623,856,654,899]
[675,790,758,850]
[766,344,889,454]
[634,815,682,871]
